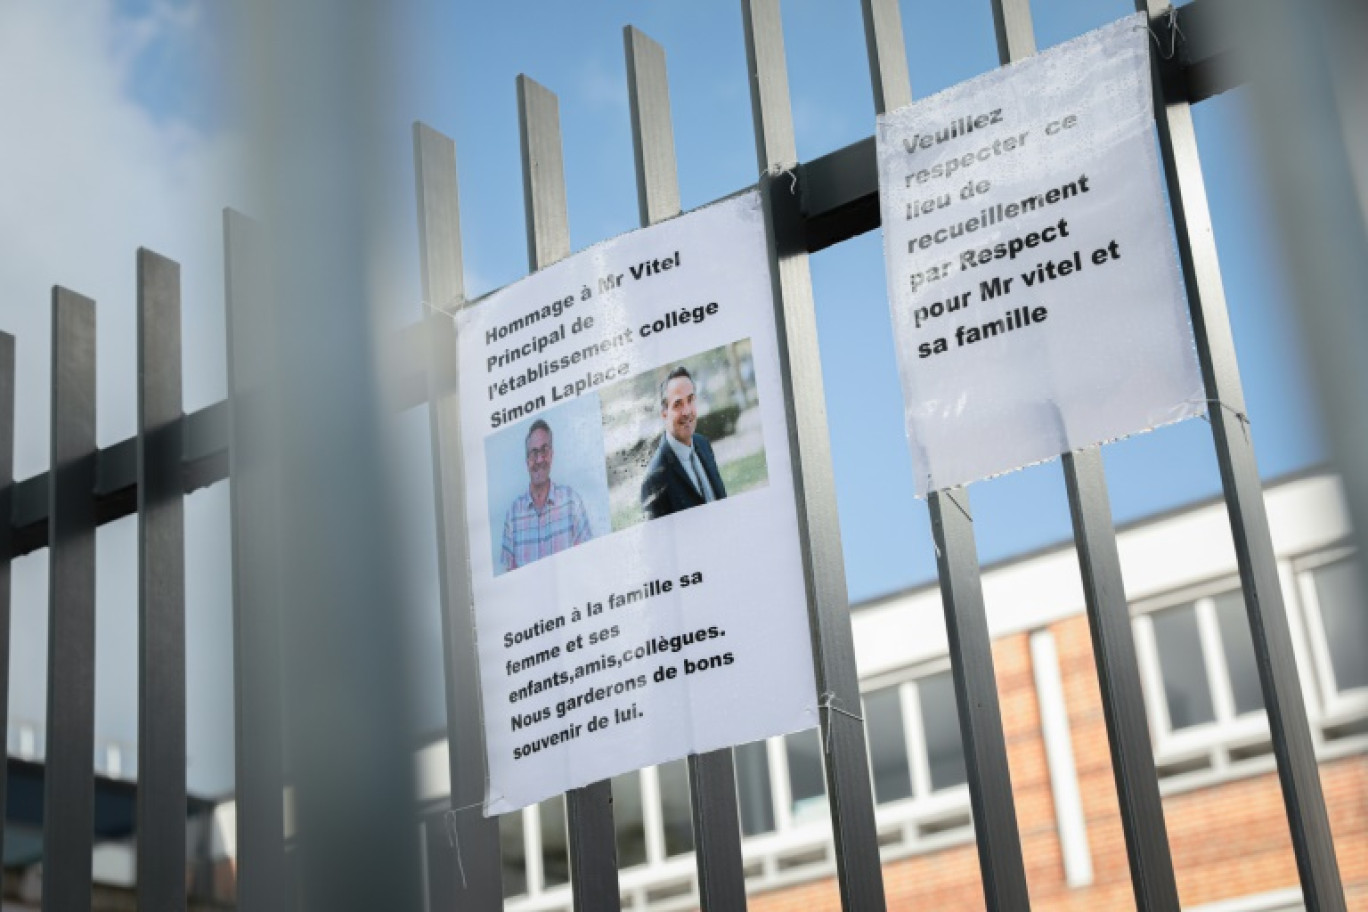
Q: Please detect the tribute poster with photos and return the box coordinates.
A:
[454,191,818,814]
[877,14,1205,495]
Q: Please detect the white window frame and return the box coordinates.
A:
[1292,547,1368,728]
[507,766,705,912]
[730,662,974,891]
[1133,550,1368,789]
[1133,578,1272,766]
[859,662,973,850]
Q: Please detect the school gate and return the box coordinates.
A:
[5,1,1362,910]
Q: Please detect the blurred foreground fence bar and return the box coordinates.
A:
[7,1,1357,910]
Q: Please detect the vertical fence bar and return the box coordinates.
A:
[413,121,504,909]
[984,0,1184,905]
[1063,449,1180,910]
[929,489,1031,910]
[624,25,749,910]
[855,1,1029,906]
[1136,4,1347,908]
[260,7,424,901]
[625,28,682,227]
[739,2,886,909]
[224,209,289,911]
[988,0,1037,63]
[44,287,97,911]
[517,74,622,911]
[136,249,188,911]
[0,332,13,900]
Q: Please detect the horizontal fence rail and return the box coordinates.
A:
[3,1,1235,547]
[10,3,1345,911]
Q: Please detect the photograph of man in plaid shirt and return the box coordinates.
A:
[500,418,595,573]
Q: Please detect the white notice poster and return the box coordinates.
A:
[877,14,1205,494]
[454,191,817,814]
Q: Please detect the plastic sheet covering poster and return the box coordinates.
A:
[877,14,1204,495]
[454,191,817,814]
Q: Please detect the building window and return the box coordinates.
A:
[1304,557,1368,694]
[865,686,913,803]
[784,729,828,822]
[493,671,973,906]
[1136,551,1368,781]
[734,739,775,836]
[657,759,695,858]
[1136,586,1274,772]
[500,808,527,899]
[613,771,648,869]
[858,671,969,806]
[497,763,700,908]
[538,795,570,889]
[1296,553,1368,738]
[917,672,968,792]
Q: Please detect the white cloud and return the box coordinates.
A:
[0,0,246,477]
[0,0,243,794]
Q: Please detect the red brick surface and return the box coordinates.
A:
[748,616,1368,911]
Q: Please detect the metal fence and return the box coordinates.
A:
[3,0,1354,910]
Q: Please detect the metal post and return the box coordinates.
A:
[929,488,1031,910]
[740,2,886,909]
[986,0,1183,905]
[517,74,622,912]
[625,28,682,228]
[624,25,748,910]
[1138,4,1347,908]
[856,0,1029,906]
[44,287,97,911]
[224,209,289,911]
[988,0,1037,64]
[413,121,504,909]
[0,332,14,900]
[257,1,425,895]
[136,248,188,911]
[1063,449,1180,910]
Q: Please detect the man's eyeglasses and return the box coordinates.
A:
[526,444,552,460]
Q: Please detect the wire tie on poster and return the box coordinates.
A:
[944,488,972,524]
[818,690,864,753]
[1135,7,1184,60]
[926,475,944,558]
[443,800,485,890]
[763,162,799,194]
[422,295,466,319]
[1190,397,1250,442]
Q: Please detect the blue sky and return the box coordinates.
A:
[0,0,1327,793]
[394,0,1325,600]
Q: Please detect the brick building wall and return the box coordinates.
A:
[748,615,1367,911]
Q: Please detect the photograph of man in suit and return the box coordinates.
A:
[500,418,594,572]
[641,366,728,519]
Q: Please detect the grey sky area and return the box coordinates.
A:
[0,1,450,800]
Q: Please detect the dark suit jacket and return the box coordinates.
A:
[640,433,727,519]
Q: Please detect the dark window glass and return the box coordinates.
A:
[784,729,827,819]
[1214,592,1266,715]
[864,686,913,803]
[499,811,526,898]
[539,796,569,889]
[918,671,967,791]
[734,739,775,836]
[1314,560,1368,692]
[612,772,647,868]
[658,759,695,857]
[1152,604,1216,729]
